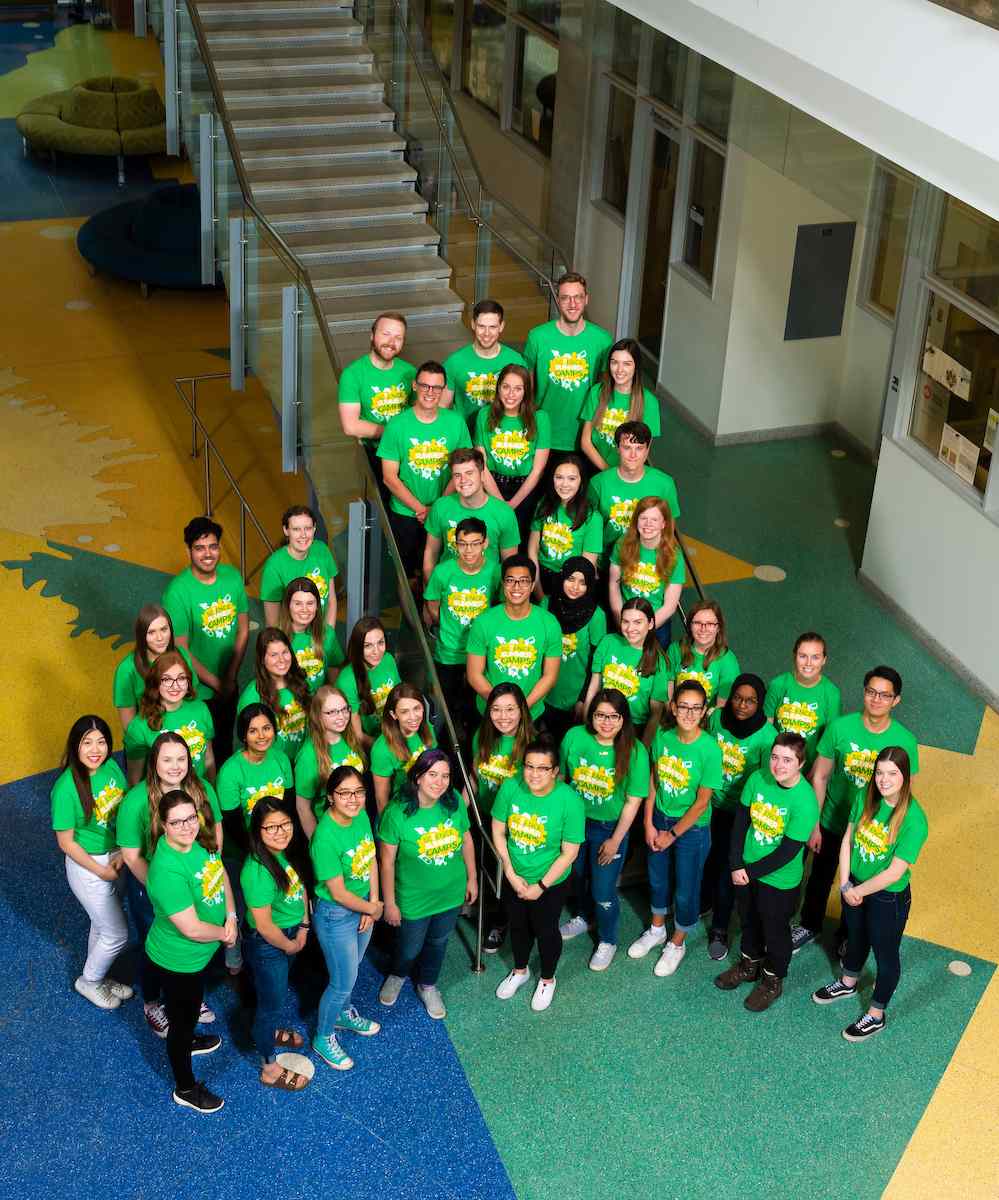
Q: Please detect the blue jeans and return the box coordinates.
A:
[245,925,301,1063]
[655,617,672,651]
[647,808,710,933]
[314,898,372,1038]
[392,906,461,985]
[571,819,630,945]
[843,881,912,1009]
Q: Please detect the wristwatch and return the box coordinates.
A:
[537,879,549,892]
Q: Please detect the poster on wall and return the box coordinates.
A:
[938,423,980,485]
[922,342,972,401]
[912,374,950,449]
[985,408,999,454]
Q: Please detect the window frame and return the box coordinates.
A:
[859,159,918,327]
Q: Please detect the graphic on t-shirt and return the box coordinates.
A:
[718,738,746,782]
[465,371,498,408]
[284,866,305,900]
[478,753,515,790]
[493,636,539,678]
[608,497,637,534]
[446,585,490,625]
[199,595,237,639]
[602,656,640,699]
[854,819,891,862]
[776,699,819,736]
[415,820,463,866]
[444,524,460,553]
[843,744,878,788]
[622,560,661,597]
[403,748,422,775]
[347,836,376,881]
[572,759,614,803]
[197,855,226,905]
[245,776,286,815]
[177,721,207,763]
[598,406,628,440]
[489,427,531,470]
[305,567,329,602]
[541,519,573,560]
[547,348,589,390]
[407,437,450,479]
[372,681,394,714]
[296,645,324,683]
[675,668,713,696]
[341,751,365,772]
[370,384,408,422]
[278,700,307,741]
[508,805,547,851]
[561,632,578,661]
[750,797,787,845]
[93,781,124,827]
[656,753,692,797]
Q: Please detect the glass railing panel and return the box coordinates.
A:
[214,115,237,284]
[244,214,300,421]
[148,0,163,38]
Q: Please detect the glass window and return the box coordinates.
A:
[517,0,560,36]
[610,7,641,84]
[910,291,997,494]
[695,56,733,142]
[427,0,456,80]
[650,32,686,111]
[463,0,506,116]
[601,85,635,215]
[512,26,558,155]
[935,195,999,321]
[684,139,724,283]
[866,168,915,318]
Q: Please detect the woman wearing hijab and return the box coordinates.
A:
[702,674,777,961]
[541,557,607,745]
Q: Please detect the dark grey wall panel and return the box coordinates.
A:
[784,221,857,341]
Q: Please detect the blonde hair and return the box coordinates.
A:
[307,685,366,785]
[857,746,913,846]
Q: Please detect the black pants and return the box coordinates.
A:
[538,565,561,599]
[434,661,477,741]
[543,703,578,747]
[388,508,426,580]
[154,954,205,1091]
[843,881,911,1009]
[493,473,537,547]
[207,687,238,764]
[736,879,798,980]
[798,825,846,937]
[701,806,737,934]
[506,878,568,978]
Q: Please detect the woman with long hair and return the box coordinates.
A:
[370,683,436,814]
[559,689,650,971]
[580,338,661,472]
[277,576,345,694]
[584,597,667,739]
[124,650,216,785]
[378,750,477,1018]
[528,454,603,599]
[541,556,608,746]
[666,599,740,709]
[242,797,313,1089]
[294,685,366,838]
[113,604,195,731]
[260,503,339,630]
[51,715,129,1010]
[337,616,401,751]
[812,747,928,1041]
[609,496,685,648]
[237,628,311,762]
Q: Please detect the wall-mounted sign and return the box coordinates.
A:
[922,343,972,401]
[939,423,980,485]
[985,409,999,455]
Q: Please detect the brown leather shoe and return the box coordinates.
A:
[714,955,761,991]
[744,970,783,1012]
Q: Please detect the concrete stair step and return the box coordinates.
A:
[205,27,363,53]
[238,129,405,165]
[321,287,466,331]
[249,252,451,295]
[199,0,352,20]
[201,11,361,33]
[230,102,395,136]
[243,158,418,195]
[254,188,428,232]
[277,222,442,259]
[210,44,373,70]
[218,74,384,104]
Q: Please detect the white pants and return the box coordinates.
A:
[64,853,128,983]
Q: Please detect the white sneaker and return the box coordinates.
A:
[531,978,557,1012]
[559,915,590,940]
[653,940,686,977]
[74,976,120,1010]
[103,979,134,1001]
[495,969,532,1000]
[589,942,617,972]
[627,925,668,959]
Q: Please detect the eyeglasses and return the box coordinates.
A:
[524,762,556,773]
[691,620,718,630]
[593,711,623,723]
[323,707,350,718]
[864,686,895,702]
[166,814,200,830]
[161,676,188,689]
[504,577,532,589]
[675,703,705,714]
[333,788,366,800]
[416,382,445,395]
[456,539,485,549]
[261,821,294,835]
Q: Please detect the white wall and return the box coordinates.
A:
[574,202,625,333]
[837,304,894,452]
[862,437,999,698]
[454,96,550,231]
[660,268,730,432]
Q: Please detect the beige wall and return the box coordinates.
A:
[574,201,625,334]
[837,303,894,452]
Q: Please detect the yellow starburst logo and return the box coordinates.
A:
[508,806,548,851]
[572,758,614,803]
[407,437,449,478]
[656,752,691,797]
[200,595,237,639]
[296,644,324,683]
[561,631,578,661]
[776,699,818,736]
[370,383,408,421]
[493,636,539,678]
[750,797,786,843]
[718,737,746,781]
[465,371,498,405]
[245,775,286,815]
[603,657,640,699]
[844,745,878,788]
[490,427,531,469]
[199,854,225,905]
[547,349,590,390]
[675,668,713,699]
[93,781,124,827]
[284,865,305,900]
[479,753,515,789]
[279,699,306,740]
[372,681,394,714]
[446,585,490,625]
[176,721,207,763]
[855,819,890,862]
[349,836,376,880]
[608,497,637,533]
[540,518,573,560]
[305,567,329,601]
[622,560,661,597]
[415,820,463,864]
[598,406,628,440]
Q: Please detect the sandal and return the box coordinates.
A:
[260,1067,309,1092]
[274,1028,304,1049]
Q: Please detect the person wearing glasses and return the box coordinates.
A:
[294,686,366,839]
[466,555,563,725]
[665,600,740,710]
[377,360,472,580]
[791,667,920,957]
[124,651,215,786]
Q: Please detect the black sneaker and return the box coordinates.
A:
[812,979,858,1005]
[190,1034,222,1056]
[173,1082,224,1113]
[790,926,817,955]
[843,1013,886,1042]
[483,927,506,954]
[707,931,729,961]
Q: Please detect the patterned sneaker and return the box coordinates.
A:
[335,1006,381,1036]
[559,915,590,940]
[379,975,406,1006]
[312,1033,354,1070]
[627,926,668,959]
[416,985,447,1020]
[144,1002,169,1038]
[198,1001,216,1024]
[843,1013,886,1042]
[589,942,617,972]
[790,926,817,955]
[812,979,859,1005]
[103,979,134,1001]
[74,977,120,1010]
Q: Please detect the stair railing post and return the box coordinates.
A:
[281,285,300,474]
[133,0,147,36]
[199,111,215,287]
[164,0,180,156]
[229,217,246,391]
[346,500,368,633]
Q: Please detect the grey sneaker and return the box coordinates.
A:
[379,974,406,1007]
[74,977,120,1010]
[707,931,729,961]
[416,984,446,1020]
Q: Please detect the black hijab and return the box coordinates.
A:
[547,556,598,634]
[720,673,768,739]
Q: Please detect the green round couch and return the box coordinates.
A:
[16,76,167,184]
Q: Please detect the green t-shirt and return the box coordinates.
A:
[523,319,614,451]
[474,407,552,478]
[466,603,563,718]
[580,384,662,467]
[377,406,472,516]
[443,343,526,423]
[216,746,294,828]
[540,601,608,711]
[162,565,248,700]
[560,725,651,823]
[425,492,520,564]
[336,654,400,737]
[112,644,195,711]
[740,769,819,890]
[294,737,366,817]
[370,730,437,799]
[611,541,686,612]
[666,645,740,706]
[587,467,681,554]
[706,710,778,811]
[241,851,307,929]
[338,353,416,428]
[650,727,724,824]
[815,712,921,836]
[492,777,585,885]
[259,541,340,615]
[590,633,668,727]
[123,700,215,777]
[290,627,345,694]
[472,729,520,814]
[764,673,842,768]
[311,810,376,903]
[146,840,226,972]
[117,779,222,861]
[237,682,308,762]
[379,797,470,919]
[50,760,127,855]
[425,557,501,665]
[848,793,928,893]
[530,504,604,572]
